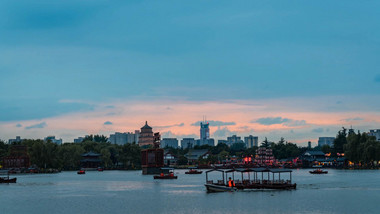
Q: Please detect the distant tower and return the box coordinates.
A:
[200,117,210,140]
[138,121,154,147]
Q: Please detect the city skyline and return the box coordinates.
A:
[0,1,379,145]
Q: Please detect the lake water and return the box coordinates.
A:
[1,169,379,214]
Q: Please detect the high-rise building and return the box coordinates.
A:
[138,121,155,147]
[160,138,179,148]
[244,135,258,148]
[368,129,380,141]
[109,130,140,145]
[8,136,22,144]
[200,122,210,140]
[196,138,215,147]
[44,136,62,144]
[318,137,335,147]
[181,138,196,149]
[226,135,244,146]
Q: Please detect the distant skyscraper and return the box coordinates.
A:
[200,122,210,140]
[318,137,335,147]
[244,135,258,148]
[160,138,179,148]
[226,135,244,146]
[44,136,62,144]
[181,138,196,149]
[8,136,22,144]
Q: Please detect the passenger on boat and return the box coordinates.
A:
[170,172,174,177]
[160,173,164,177]
[228,177,235,187]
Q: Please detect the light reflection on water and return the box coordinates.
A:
[1,169,380,214]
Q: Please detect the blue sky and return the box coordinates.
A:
[0,1,379,143]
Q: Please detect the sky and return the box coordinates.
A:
[0,1,379,146]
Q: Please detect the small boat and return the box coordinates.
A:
[97,167,104,172]
[0,170,17,183]
[185,167,202,174]
[309,169,328,174]
[205,183,236,192]
[154,168,177,179]
[77,170,86,174]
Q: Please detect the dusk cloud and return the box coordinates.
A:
[104,121,113,125]
[191,120,236,126]
[155,123,184,129]
[25,122,47,129]
[312,128,324,133]
[343,117,364,122]
[253,117,307,127]
[213,127,236,138]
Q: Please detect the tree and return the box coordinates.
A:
[333,127,347,155]
[261,137,271,148]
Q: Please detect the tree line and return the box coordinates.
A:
[0,135,141,170]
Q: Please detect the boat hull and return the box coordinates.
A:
[309,171,328,174]
[154,175,178,179]
[0,177,17,183]
[205,184,236,192]
[185,171,202,174]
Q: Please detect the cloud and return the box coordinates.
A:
[155,123,184,129]
[16,124,22,128]
[25,122,47,129]
[342,117,364,122]
[312,128,324,133]
[253,117,307,127]
[103,121,113,125]
[191,120,236,126]
[213,127,236,138]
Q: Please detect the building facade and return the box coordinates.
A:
[109,130,140,145]
[318,137,335,147]
[8,136,22,144]
[196,138,215,147]
[160,138,179,148]
[368,129,380,141]
[44,136,62,144]
[181,138,196,149]
[244,135,258,148]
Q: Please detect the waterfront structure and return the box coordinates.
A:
[200,122,210,140]
[244,135,258,148]
[318,137,335,147]
[138,121,155,147]
[160,138,179,148]
[164,150,177,166]
[185,149,210,164]
[8,136,22,144]
[80,151,101,169]
[181,138,196,149]
[255,147,275,165]
[109,131,140,145]
[368,129,380,141]
[2,145,30,169]
[44,136,62,145]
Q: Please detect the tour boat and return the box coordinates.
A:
[77,170,86,174]
[309,169,328,174]
[154,168,177,179]
[205,168,296,192]
[185,167,203,174]
[0,170,17,183]
[97,167,104,172]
